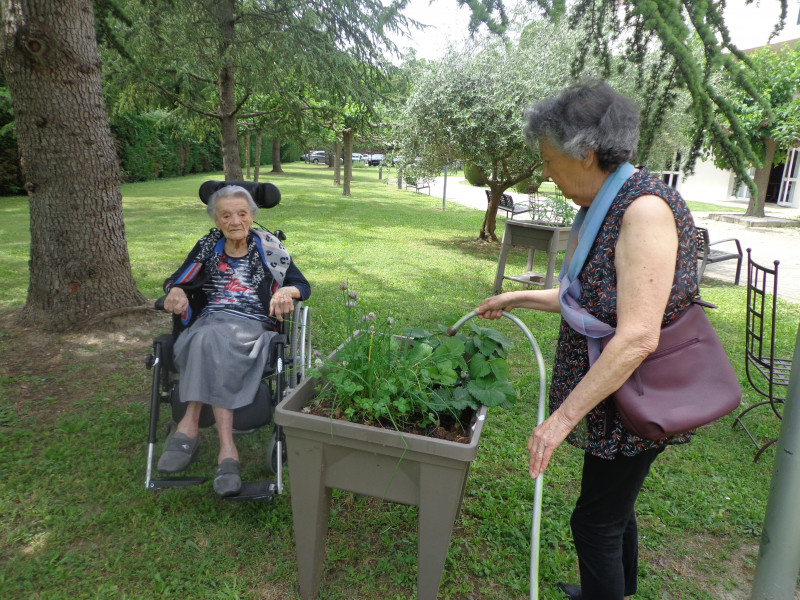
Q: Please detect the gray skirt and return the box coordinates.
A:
[174,311,276,410]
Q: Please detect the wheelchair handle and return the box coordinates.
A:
[154,295,166,311]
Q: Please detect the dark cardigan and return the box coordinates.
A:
[164,232,311,336]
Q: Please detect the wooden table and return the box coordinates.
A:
[493,220,571,293]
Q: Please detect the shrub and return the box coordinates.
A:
[110,113,222,182]
[464,162,486,186]
[514,177,531,193]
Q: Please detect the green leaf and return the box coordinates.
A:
[469,353,491,379]
[404,327,433,339]
[466,380,508,407]
[451,385,478,410]
[488,357,510,381]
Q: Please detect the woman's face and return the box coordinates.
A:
[539,138,602,207]
[214,195,254,242]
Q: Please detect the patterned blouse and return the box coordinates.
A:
[549,169,698,459]
[201,255,269,323]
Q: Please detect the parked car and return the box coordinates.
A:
[352,153,364,162]
[367,153,385,166]
[308,151,326,164]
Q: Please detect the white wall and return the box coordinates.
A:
[675,158,736,204]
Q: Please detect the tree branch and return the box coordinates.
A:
[150,81,221,120]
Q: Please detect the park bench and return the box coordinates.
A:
[405,180,431,194]
[696,226,744,285]
[486,190,530,219]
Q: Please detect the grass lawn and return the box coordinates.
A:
[1,162,798,599]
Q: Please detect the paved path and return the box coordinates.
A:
[414,174,800,305]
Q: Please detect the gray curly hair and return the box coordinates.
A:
[524,80,640,172]
[206,185,259,219]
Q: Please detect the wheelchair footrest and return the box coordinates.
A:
[147,477,207,490]
[223,480,277,503]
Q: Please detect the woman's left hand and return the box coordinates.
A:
[527,410,574,479]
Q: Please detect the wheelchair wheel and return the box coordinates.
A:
[265,429,287,475]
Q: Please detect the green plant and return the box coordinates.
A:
[310,283,517,432]
[528,193,576,226]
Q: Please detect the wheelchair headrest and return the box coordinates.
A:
[198,180,281,210]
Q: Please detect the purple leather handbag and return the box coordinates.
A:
[602,301,742,441]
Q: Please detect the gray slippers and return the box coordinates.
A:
[158,432,241,497]
[213,458,241,497]
[157,431,200,473]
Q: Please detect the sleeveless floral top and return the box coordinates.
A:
[549,170,698,459]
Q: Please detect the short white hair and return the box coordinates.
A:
[206,185,259,219]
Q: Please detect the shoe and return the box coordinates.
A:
[213,458,242,497]
[157,432,199,473]
[557,582,582,600]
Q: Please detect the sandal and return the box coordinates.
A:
[213,458,241,497]
[157,431,199,474]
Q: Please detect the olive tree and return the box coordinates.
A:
[393,26,577,241]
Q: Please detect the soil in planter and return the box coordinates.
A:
[306,402,474,444]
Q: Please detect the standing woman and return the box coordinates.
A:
[477,81,697,599]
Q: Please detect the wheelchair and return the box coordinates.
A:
[143,180,311,502]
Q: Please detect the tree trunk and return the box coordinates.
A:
[747,138,775,218]
[216,0,243,181]
[1,0,145,330]
[333,139,341,185]
[178,144,186,177]
[253,129,262,181]
[244,128,251,179]
[481,186,502,242]
[270,135,283,174]
[342,128,352,197]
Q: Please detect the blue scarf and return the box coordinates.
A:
[557,162,635,363]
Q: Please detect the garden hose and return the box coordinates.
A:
[447,310,547,600]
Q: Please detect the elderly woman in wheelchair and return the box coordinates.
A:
[157,184,310,497]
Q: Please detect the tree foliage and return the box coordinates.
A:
[710,42,800,215]
[393,19,690,240]
[468,0,790,203]
[111,0,414,180]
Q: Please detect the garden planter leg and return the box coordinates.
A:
[287,436,332,600]
[417,462,470,600]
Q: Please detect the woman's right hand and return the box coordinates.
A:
[475,293,512,320]
[163,287,189,316]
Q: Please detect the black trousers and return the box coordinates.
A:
[570,448,663,600]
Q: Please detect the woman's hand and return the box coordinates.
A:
[269,289,295,321]
[476,293,513,320]
[527,410,575,479]
[476,289,561,319]
[164,287,189,316]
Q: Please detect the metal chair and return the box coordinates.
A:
[733,249,793,461]
[696,226,743,285]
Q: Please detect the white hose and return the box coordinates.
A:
[447,311,547,600]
